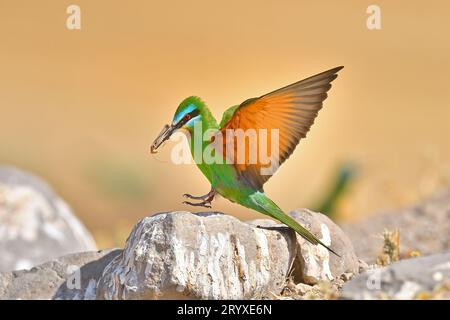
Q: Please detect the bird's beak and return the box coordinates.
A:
[150,123,177,154]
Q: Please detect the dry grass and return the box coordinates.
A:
[415,279,450,300]
[376,228,424,267]
[376,229,400,266]
[273,272,353,300]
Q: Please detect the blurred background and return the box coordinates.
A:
[1,0,449,248]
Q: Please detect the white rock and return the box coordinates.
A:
[0,210,360,300]
[342,253,450,299]
[289,209,360,285]
[96,212,297,299]
[0,249,121,300]
[0,166,97,271]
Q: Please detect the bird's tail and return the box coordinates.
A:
[246,191,340,257]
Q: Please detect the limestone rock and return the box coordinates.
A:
[0,166,97,271]
[54,249,122,300]
[341,253,450,299]
[96,212,297,299]
[0,249,121,300]
[289,209,360,285]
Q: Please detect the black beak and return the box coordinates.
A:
[150,120,185,154]
[150,124,176,154]
[151,109,199,154]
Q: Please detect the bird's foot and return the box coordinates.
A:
[182,200,212,208]
[181,188,215,209]
[182,188,215,201]
[183,193,208,200]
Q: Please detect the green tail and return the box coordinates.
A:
[247,191,340,257]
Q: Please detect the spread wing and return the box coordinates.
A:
[219,66,343,191]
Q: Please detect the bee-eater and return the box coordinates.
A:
[151,66,343,256]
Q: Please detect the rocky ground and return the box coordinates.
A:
[0,166,449,300]
[342,188,450,263]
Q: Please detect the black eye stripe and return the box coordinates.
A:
[189,109,200,118]
[176,109,200,127]
[183,110,200,122]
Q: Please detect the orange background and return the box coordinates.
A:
[1,1,449,246]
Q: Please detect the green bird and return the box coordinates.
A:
[151,66,343,256]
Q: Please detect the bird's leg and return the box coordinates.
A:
[182,188,215,208]
[202,189,215,203]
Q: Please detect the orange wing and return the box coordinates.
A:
[220,66,343,191]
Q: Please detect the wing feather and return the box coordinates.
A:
[219,66,343,190]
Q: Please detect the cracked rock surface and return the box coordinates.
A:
[96,212,297,299]
[96,210,358,299]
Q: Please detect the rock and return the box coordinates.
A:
[341,253,450,300]
[97,210,359,299]
[53,249,122,300]
[342,188,450,263]
[288,209,360,285]
[0,166,97,271]
[0,210,360,300]
[0,249,121,300]
[96,212,297,299]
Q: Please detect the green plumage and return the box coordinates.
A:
[152,67,343,256]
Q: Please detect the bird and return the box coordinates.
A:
[151,66,343,256]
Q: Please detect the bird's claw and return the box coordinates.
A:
[181,189,215,208]
[182,200,212,208]
[183,193,208,200]
[183,193,211,202]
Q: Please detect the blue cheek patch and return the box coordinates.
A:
[173,104,197,124]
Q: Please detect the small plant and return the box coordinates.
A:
[376,229,400,266]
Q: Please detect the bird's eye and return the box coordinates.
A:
[184,114,191,121]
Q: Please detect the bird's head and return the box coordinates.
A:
[150,96,203,153]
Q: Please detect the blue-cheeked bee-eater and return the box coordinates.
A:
[151,66,344,256]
